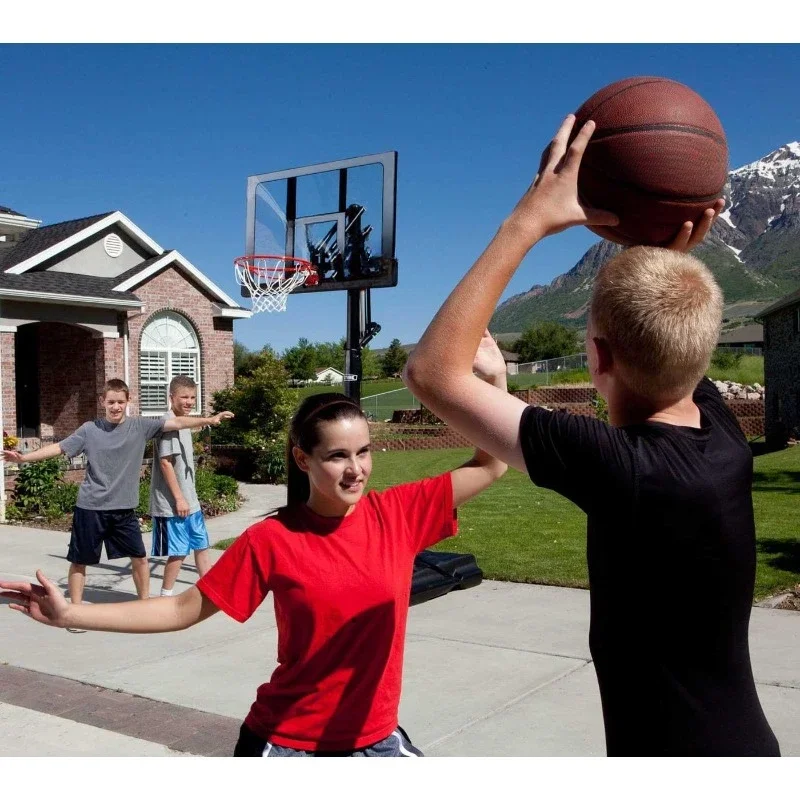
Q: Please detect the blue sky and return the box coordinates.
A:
[2,44,799,352]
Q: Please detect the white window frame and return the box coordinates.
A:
[139,311,202,416]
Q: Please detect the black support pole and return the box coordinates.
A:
[344,288,362,404]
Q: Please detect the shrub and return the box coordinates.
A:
[241,431,287,484]
[47,482,79,517]
[711,348,744,370]
[12,458,68,516]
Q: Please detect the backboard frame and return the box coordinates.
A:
[245,151,398,295]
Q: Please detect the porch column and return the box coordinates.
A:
[0,330,16,436]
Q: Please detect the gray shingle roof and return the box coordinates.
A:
[757,288,800,319]
[0,270,140,304]
[0,212,113,271]
[0,206,26,216]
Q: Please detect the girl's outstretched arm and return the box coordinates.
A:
[0,571,218,633]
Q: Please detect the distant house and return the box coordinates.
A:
[757,289,800,446]
[717,323,763,352]
[0,206,250,441]
[315,366,344,385]
[500,349,520,375]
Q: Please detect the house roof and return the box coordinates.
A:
[0,270,141,306]
[717,323,764,345]
[0,213,112,271]
[500,348,520,362]
[757,287,800,320]
[0,205,26,216]
[316,366,344,375]
[0,210,249,315]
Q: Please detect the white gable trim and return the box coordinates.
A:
[0,212,41,230]
[5,211,164,275]
[0,287,142,309]
[114,251,241,309]
[211,303,252,319]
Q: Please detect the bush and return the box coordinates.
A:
[12,458,68,516]
[550,369,591,385]
[241,431,286,483]
[47,482,79,517]
[711,348,744,371]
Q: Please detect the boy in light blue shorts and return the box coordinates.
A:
[149,375,211,596]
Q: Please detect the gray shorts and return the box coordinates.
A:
[234,724,423,757]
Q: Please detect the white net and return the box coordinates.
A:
[234,256,315,313]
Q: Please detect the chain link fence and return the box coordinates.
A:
[511,353,589,386]
[361,387,420,421]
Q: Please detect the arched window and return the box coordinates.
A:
[139,311,201,414]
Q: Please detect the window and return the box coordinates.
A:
[139,312,201,414]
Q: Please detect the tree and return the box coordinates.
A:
[513,322,581,363]
[380,339,409,377]
[211,349,295,446]
[234,341,279,378]
[361,345,380,379]
[283,338,318,385]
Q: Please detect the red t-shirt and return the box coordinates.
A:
[196,473,457,751]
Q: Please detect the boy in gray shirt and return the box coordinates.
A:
[150,376,212,596]
[2,378,233,608]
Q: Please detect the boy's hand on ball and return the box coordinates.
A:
[666,199,725,253]
[506,115,619,244]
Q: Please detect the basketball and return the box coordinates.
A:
[571,77,728,246]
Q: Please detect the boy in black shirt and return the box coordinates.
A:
[405,115,779,756]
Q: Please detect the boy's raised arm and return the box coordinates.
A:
[162,410,234,432]
[405,117,617,472]
[1,442,64,464]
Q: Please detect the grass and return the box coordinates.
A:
[215,442,800,601]
[706,355,764,385]
[371,444,800,599]
[292,378,406,401]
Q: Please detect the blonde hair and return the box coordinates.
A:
[590,246,723,401]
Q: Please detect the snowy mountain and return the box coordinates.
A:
[491,142,800,334]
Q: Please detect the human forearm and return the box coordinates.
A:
[159,458,186,506]
[163,410,233,432]
[19,443,65,463]
[62,587,213,633]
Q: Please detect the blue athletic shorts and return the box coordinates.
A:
[151,510,209,557]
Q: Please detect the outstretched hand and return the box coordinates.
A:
[2,450,24,463]
[666,198,725,252]
[210,411,234,426]
[0,570,70,627]
[506,115,619,246]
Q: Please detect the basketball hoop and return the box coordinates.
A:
[234,255,318,313]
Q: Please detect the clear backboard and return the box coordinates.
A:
[244,152,398,295]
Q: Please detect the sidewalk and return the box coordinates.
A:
[1,483,799,756]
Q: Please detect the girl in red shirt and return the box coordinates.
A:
[1,332,508,756]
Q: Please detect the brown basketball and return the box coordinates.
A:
[571,77,728,246]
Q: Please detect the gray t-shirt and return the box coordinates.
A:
[60,417,165,511]
[149,411,201,518]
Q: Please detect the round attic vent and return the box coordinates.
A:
[104,233,124,258]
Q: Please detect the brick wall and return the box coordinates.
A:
[38,323,103,438]
[1,331,15,435]
[763,304,800,446]
[375,386,764,451]
[127,267,235,415]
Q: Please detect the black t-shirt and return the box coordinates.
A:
[520,378,779,756]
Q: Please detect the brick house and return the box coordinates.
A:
[757,288,800,447]
[0,205,250,443]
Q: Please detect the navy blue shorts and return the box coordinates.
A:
[67,507,146,565]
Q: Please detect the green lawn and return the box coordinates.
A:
[292,378,406,401]
[706,355,764,385]
[369,444,800,600]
